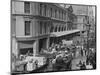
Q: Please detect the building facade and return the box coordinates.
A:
[12,1,93,58]
[11,1,67,58]
[70,5,90,45]
[72,5,89,31]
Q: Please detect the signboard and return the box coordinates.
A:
[62,40,73,45]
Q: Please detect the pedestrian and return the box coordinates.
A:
[35,60,38,69]
[77,60,83,67]
[79,61,83,66]
[81,49,83,56]
[26,59,34,72]
[80,62,86,70]
[51,47,57,54]
[85,49,87,56]
[53,56,64,71]
[23,62,27,72]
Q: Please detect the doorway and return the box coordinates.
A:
[39,38,47,53]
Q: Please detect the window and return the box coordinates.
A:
[59,10,60,19]
[24,2,30,13]
[64,13,66,20]
[58,26,60,32]
[25,21,30,35]
[40,21,42,34]
[44,5,47,16]
[54,26,57,32]
[12,17,16,35]
[40,3,42,15]
[50,8,52,17]
[50,26,54,32]
[62,12,64,20]
[44,22,47,34]
[62,11,63,20]
[62,26,63,31]
[55,9,57,18]
[64,26,66,31]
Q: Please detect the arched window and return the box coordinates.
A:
[63,26,65,31]
[65,26,66,31]
[50,26,54,32]
[54,26,57,32]
[62,26,63,31]
[58,26,60,32]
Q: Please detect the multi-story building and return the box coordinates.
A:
[88,6,96,33]
[71,5,96,47]
[87,6,96,48]
[11,1,67,58]
[12,1,93,58]
[72,5,89,31]
[70,5,90,45]
[50,5,82,45]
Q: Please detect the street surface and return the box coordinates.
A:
[71,47,87,70]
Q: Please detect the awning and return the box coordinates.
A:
[19,42,33,49]
[50,29,81,37]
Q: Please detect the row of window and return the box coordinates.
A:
[24,21,78,36]
[40,3,66,20]
[24,2,66,21]
[25,21,50,36]
[50,25,67,32]
[50,23,78,33]
[25,20,68,36]
[24,21,76,36]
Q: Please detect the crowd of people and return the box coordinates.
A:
[40,40,96,71]
[12,39,96,73]
[39,41,77,71]
[76,46,96,70]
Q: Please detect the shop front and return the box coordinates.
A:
[18,39,39,57]
[12,39,47,72]
[39,38,49,53]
